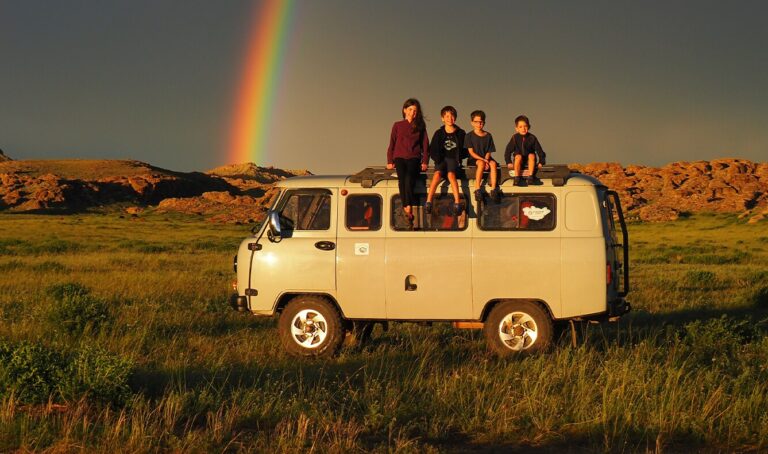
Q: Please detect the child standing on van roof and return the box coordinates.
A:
[504,115,546,186]
[387,98,429,224]
[465,110,500,203]
[425,106,465,216]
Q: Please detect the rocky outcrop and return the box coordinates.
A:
[572,158,767,221]
[0,160,233,212]
[0,149,10,162]
[1,158,765,223]
[0,160,307,223]
[152,164,309,223]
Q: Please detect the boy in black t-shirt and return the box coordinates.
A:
[465,110,500,203]
[426,106,465,216]
[504,115,546,185]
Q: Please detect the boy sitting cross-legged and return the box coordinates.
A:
[504,115,546,186]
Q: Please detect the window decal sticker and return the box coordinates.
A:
[523,206,551,221]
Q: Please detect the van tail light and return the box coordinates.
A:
[606,263,612,285]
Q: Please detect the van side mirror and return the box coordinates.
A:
[268,211,282,242]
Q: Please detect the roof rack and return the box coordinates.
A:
[348,164,575,188]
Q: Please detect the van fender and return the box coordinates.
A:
[480,298,555,323]
[274,292,346,319]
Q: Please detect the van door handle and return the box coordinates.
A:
[314,241,335,251]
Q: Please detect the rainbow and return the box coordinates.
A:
[227,0,296,166]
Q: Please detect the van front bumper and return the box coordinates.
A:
[229,293,249,312]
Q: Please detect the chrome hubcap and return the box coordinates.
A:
[498,311,538,351]
[290,309,329,348]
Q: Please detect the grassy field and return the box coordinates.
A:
[1,211,767,452]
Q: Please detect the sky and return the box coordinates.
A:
[1,0,767,175]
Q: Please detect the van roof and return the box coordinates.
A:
[277,165,603,189]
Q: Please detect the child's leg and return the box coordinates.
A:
[475,159,485,189]
[514,154,522,176]
[489,160,498,189]
[394,158,409,213]
[447,171,460,203]
[427,170,442,203]
[527,154,536,176]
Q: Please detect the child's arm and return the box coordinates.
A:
[468,147,485,162]
[464,135,486,162]
[428,130,440,164]
[484,135,496,160]
[504,138,515,167]
[534,137,546,166]
[420,130,429,170]
[386,123,397,169]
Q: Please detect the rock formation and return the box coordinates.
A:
[1,158,765,223]
[0,159,307,223]
[0,149,10,162]
[571,158,767,222]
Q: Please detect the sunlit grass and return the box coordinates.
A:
[1,212,767,451]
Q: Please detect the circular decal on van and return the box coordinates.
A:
[522,206,551,221]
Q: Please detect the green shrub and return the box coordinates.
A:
[677,315,757,370]
[681,270,717,289]
[0,259,24,271]
[31,261,68,272]
[60,344,134,406]
[748,286,768,307]
[0,340,66,403]
[46,282,110,334]
[0,341,134,406]
[0,239,27,255]
[48,282,90,300]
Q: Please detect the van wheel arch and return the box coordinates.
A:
[481,298,554,322]
[275,292,345,317]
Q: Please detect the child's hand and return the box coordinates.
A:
[386,163,394,170]
[507,163,514,169]
[421,163,428,172]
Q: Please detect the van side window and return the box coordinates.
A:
[479,194,556,231]
[391,195,467,231]
[346,195,382,231]
[278,191,332,231]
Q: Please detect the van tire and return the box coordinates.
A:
[278,295,344,358]
[484,300,553,356]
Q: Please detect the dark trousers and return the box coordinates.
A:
[394,157,421,208]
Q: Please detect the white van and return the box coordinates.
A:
[229,165,629,357]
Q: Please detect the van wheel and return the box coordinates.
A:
[484,300,553,356]
[278,295,344,358]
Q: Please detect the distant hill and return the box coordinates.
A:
[0,159,307,223]
[1,158,766,223]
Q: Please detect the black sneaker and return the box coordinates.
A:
[424,201,432,214]
[453,203,462,216]
[513,176,523,186]
[491,188,501,203]
[474,189,483,203]
[525,176,535,185]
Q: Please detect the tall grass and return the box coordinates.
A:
[1,211,767,451]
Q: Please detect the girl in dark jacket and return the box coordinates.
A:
[386,98,429,224]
